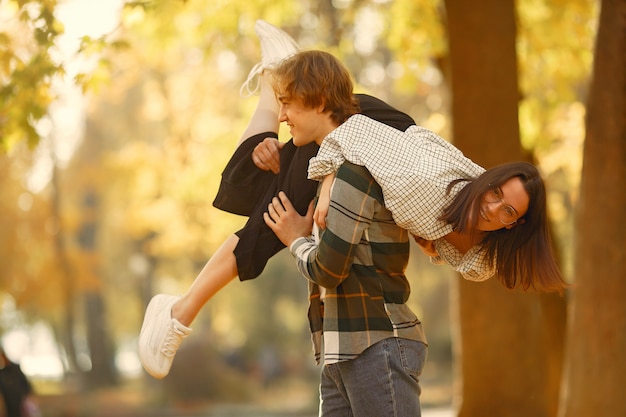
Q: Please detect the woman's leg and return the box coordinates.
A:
[139,21,298,380]
[138,80,279,379]
[238,74,280,147]
[173,75,279,326]
[137,237,241,379]
[172,234,240,326]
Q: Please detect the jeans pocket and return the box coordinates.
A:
[397,338,428,381]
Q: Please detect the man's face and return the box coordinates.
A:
[278,95,334,146]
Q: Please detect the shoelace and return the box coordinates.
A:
[161,322,188,357]
[239,30,299,97]
[240,62,264,97]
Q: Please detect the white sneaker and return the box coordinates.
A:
[138,294,192,379]
[240,19,300,96]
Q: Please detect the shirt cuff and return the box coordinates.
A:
[289,237,310,256]
[429,255,445,265]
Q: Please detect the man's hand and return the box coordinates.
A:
[264,191,315,247]
[252,137,284,174]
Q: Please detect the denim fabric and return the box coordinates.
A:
[319,337,428,417]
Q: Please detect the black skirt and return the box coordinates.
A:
[213,94,416,281]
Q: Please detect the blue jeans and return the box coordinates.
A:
[319,338,428,417]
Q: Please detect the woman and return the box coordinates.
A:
[306,111,564,292]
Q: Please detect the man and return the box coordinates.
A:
[264,50,428,417]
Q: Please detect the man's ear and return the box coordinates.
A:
[316,98,327,114]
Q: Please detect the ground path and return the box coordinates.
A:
[36,391,453,417]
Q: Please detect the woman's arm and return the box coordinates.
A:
[264,165,376,289]
[313,172,335,229]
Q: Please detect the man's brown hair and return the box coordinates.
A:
[269,50,360,124]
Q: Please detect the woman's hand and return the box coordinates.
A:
[413,235,438,257]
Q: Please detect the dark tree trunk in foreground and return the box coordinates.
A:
[559,1,626,416]
[444,1,566,416]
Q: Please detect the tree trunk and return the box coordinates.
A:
[559,0,626,416]
[50,162,81,376]
[78,189,118,388]
[84,291,118,387]
[443,1,566,416]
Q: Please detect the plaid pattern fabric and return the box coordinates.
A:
[289,162,427,365]
[308,114,494,281]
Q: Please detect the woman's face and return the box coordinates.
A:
[476,177,530,232]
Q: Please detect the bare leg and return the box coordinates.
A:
[238,74,280,146]
[138,77,281,379]
[171,74,278,327]
[139,20,298,379]
[172,234,239,326]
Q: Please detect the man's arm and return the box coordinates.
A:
[265,163,377,288]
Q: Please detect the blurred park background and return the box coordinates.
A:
[1,0,624,416]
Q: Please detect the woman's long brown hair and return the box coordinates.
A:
[440,161,567,294]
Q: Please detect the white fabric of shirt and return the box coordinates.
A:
[308,114,494,281]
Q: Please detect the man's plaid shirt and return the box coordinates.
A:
[308,114,494,281]
[289,161,427,365]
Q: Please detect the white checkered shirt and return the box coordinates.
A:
[308,114,494,281]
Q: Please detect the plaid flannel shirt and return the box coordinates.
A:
[308,114,495,281]
[289,161,427,365]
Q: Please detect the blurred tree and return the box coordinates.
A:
[69,0,312,393]
[48,154,81,374]
[0,0,150,153]
[74,176,118,387]
[516,0,596,280]
[0,149,60,316]
[559,0,626,416]
[443,1,566,416]
[0,0,62,152]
